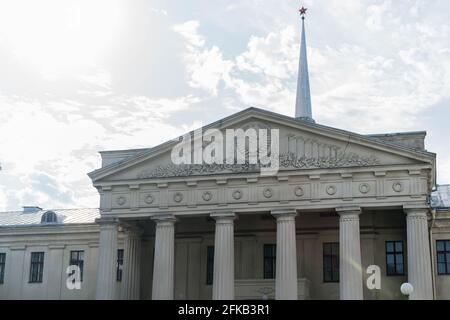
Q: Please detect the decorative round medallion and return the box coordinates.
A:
[263,188,273,199]
[173,192,184,203]
[392,182,404,193]
[232,190,243,200]
[294,186,304,197]
[202,191,213,202]
[116,196,126,206]
[359,183,371,194]
[326,185,337,196]
[294,187,305,197]
[144,194,154,204]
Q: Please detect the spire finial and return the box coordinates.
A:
[295,5,314,122]
[299,6,307,20]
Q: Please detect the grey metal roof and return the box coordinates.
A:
[431,185,450,209]
[0,208,100,227]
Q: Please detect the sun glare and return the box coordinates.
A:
[0,0,121,78]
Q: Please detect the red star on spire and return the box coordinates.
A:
[299,6,308,17]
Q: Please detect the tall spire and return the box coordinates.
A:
[295,6,314,122]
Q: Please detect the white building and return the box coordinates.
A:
[1,13,450,300]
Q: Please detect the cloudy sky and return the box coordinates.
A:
[0,0,449,211]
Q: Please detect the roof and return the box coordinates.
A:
[88,107,436,183]
[0,208,100,227]
[431,185,450,209]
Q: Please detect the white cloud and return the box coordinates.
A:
[174,21,233,96]
[173,20,205,49]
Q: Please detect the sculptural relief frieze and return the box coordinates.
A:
[137,151,379,179]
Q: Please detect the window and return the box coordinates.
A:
[437,240,450,275]
[323,243,339,282]
[263,244,276,279]
[0,253,5,284]
[40,211,58,224]
[386,241,405,276]
[69,251,84,281]
[206,246,214,285]
[29,252,44,283]
[117,249,124,282]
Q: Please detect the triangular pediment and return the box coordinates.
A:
[88,108,435,183]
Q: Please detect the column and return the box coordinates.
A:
[152,214,176,300]
[95,218,118,300]
[121,226,143,300]
[336,207,363,300]
[272,209,298,300]
[405,206,433,300]
[211,211,236,300]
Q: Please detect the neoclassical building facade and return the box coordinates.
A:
[85,107,445,300]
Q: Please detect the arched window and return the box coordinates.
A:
[40,211,58,224]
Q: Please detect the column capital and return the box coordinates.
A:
[404,203,430,217]
[271,208,297,219]
[151,214,177,225]
[336,206,361,217]
[211,211,236,222]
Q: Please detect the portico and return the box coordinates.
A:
[93,201,434,300]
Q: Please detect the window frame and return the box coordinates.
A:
[0,253,6,284]
[263,244,276,280]
[385,241,405,276]
[29,252,45,283]
[436,240,450,275]
[69,250,85,282]
[116,249,124,282]
[323,242,339,283]
[206,246,214,286]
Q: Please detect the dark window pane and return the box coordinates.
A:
[387,254,395,264]
[447,253,450,264]
[438,253,446,263]
[323,243,339,282]
[323,256,331,268]
[29,252,44,283]
[116,249,124,282]
[386,242,394,253]
[69,250,84,282]
[332,243,339,255]
[263,244,276,279]
[386,242,405,276]
[206,246,214,285]
[446,241,450,250]
[332,271,339,282]
[437,241,445,252]
[396,263,404,275]
[331,256,339,267]
[0,253,5,284]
